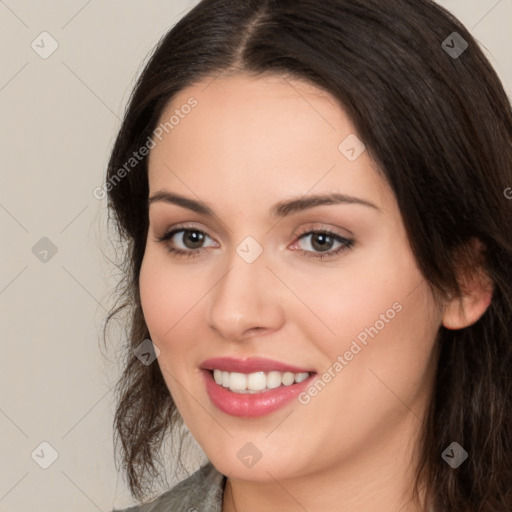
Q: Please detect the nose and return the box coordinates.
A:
[207,250,286,341]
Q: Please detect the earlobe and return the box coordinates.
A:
[442,238,494,330]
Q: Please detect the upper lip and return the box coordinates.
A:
[200,357,315,374]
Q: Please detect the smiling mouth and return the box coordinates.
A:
[208,369,313,394]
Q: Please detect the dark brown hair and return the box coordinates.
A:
[104,0,512,509]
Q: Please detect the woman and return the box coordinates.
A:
[105,0,512,510]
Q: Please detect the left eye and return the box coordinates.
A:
[294,231,353,255]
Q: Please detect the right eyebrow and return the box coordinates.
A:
[148,191,213,215]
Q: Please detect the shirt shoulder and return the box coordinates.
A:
[112,461,226,512]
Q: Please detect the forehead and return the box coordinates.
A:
[147,73,391,213]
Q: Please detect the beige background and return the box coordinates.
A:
[0,1,511,510]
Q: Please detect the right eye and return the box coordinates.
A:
[155,227,217,258]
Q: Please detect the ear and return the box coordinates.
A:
[442,238,494,330]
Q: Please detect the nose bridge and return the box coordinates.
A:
[207,242,284,340]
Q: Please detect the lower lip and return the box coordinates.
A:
[201,369,316,417]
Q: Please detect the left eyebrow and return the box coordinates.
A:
[270,193,380,217]
[147,191,380,217]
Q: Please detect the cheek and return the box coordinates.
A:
[297,244,439,397]
[139,254,167,335]
[139,251,198,349]
[139,252,201,408]
[286,251,417,356]
[311,273,439,423]
[331,236,435,349]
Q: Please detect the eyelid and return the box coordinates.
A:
[156,221,214,237]
[292,222,353,240]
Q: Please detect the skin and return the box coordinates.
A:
[139,73,492,512]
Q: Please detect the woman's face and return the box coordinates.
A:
[140,73,442,483]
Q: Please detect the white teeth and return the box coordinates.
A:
[247,372,267,391]
[294,372,309,383]
[267,371,282,389]
[282,372,295,386]
[221,370,230,387]
[212,369,311,393]
[229,372,247,391]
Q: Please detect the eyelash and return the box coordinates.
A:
[154,226,355,261]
